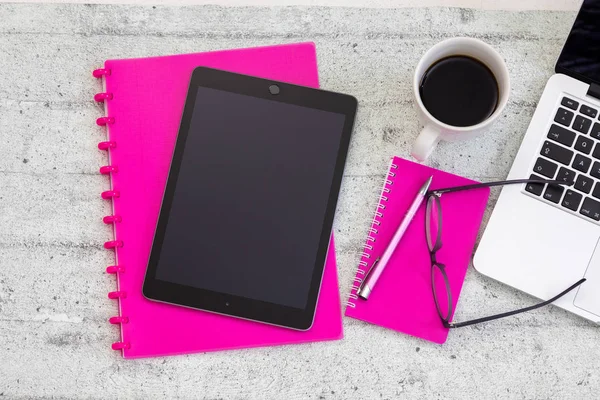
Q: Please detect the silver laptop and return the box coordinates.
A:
[474,0,600,324]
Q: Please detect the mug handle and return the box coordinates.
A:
[411,124,441,162]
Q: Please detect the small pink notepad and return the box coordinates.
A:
[345,157,489,344]
[94,42,343,358]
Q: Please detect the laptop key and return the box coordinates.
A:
[541,141,574,165]
[543,184,564,204]
[561,97,579,110]
[575,135,594,154]
[573,154,592,173]
[525,174,545,196]
[547,124,576,146]
[580,197,600,221]
[593,143,600,160]
[573,115,592,134]
[594,183,600,199]
[581,104,598,118]
[556,167,576,184]
[554,107,574,127]
[562,189,583,211]
[533,157,558,178]
[591,123,600,140]
[575,174,593,194]
[591,162,600,179]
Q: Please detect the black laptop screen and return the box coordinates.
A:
[556,0,600,85]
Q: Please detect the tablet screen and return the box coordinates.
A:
[154,86,346,309]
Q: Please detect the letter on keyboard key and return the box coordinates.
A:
[554,107,574,127]
[575,135,594,154]
[543,184,564,204]
[533,157,558,178]
[591,162,600,179]
[547,124,576,146]
[575,174,594,194]
[573,154,592,173]
[562,190,583,211]
[580,197,600,221]
[541,141,574,165]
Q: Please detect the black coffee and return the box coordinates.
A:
[419,55,499,127]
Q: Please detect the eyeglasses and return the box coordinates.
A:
[425,178,587,328]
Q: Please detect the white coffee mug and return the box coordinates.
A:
[411,37,510,161]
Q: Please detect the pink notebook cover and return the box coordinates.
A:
[94,43,343,358]
[345,157,489,344]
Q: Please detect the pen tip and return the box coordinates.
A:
[420,176,433,194]
[425,175,433,187]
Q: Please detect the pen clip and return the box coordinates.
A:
[358,257,380,295]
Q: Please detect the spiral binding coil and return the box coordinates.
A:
[108,291,127,299]
[346,160,398,309]
[103,215,122,224]
[99,165,118,175]
[96,116,115,126]
[93,68,111,78]
[94,92,113,102]
[98,141,116,150]
[112,342,131,350]
[104,240,124,249]
[109,316,129,324]
[106,265,125,274]
[94,68,130,352]
[101,190,120,199]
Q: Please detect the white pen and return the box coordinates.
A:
[357,175,433,300]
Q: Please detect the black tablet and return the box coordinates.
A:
[143,67,357,330]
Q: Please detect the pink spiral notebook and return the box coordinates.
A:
[94,42,343,358]
[345,157,489,344]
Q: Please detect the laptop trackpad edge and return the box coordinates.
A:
[574,237,600,318]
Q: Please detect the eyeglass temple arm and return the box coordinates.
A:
[428,178,572,196]
[448,278,586,329]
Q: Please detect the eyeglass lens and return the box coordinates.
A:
[425,195,443,253]
[432,263,452,322]
[426,195,454,322]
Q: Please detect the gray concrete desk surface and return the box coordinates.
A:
[0,4,598,399]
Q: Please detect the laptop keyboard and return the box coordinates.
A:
[525,95,600,222]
